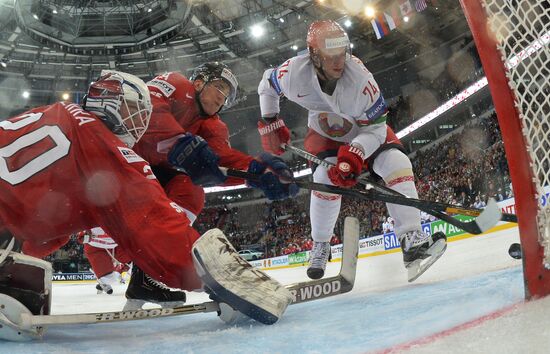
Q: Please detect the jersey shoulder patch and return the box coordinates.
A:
[117,147,146,163]
[148,78,176,98]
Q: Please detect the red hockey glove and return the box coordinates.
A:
[327,144,365,187]
[257,115,290,155]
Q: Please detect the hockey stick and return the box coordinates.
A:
[283,144,517,223]
[285,216,359,304]
[2,218,359,339]
[225,168,500,235]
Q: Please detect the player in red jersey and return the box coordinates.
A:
[0,70,294,327]
[135,62,298,225]
[77,227,131,295]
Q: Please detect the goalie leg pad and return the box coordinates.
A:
[192,229,292,325]
[0,252,52,316]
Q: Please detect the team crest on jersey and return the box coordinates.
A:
[148,79,176,97]
[318,112,353,137]
[118,147,145,163]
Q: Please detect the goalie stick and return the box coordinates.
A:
[225,168,501,235]
[0,218,359,341]
[283,144,517,223]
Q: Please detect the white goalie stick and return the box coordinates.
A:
[0,218,359,341]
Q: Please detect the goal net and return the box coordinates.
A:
[460,0,550,298]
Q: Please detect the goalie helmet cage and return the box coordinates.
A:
[459,0,550,298]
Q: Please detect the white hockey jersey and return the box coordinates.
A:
[258,54,389,157]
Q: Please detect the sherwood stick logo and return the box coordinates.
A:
[96,308,175,321]
[289,280,342,302]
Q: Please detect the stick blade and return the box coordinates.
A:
[474,198,502,233]
[340,217,360,287]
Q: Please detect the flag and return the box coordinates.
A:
[384,12,396,31]
[400,0,413,17]
[415,0,428,12]
[371,16,390,39]
[390,4,402,27]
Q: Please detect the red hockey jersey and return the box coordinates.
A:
[0,102,201,290]
[138,72,254,183]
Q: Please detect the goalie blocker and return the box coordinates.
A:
[192,228,293,325]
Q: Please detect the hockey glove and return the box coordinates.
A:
[168,133,227,187]
[247,153,299,201]
[257,115,290,155]
[327,144,365,188]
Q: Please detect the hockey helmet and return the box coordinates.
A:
[83,70,152,148]
[190,62,238,111]
[306,20,351,63]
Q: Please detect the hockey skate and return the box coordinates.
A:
[95,282,113,295]
[307,241,331,280]
[123,265,186,311]
[400,230,447,282]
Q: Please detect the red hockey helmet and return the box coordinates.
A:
[306,20,351,58]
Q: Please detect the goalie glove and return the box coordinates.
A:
[327,144,365,188]
[257,115,290,155]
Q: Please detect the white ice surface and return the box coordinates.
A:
[7,227,548,354]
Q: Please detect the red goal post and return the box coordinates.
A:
[459,0,550,298]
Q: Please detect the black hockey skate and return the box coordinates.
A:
[123,265,186,311]
[400,230,447,282]
[95,282,113,295]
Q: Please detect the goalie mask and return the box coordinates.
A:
[190,62,239,112]
[83,70,152,148]
[306,20,351,80]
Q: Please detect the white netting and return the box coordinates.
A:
[481,0,550,265]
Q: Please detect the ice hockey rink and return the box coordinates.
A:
[6,225,550,354]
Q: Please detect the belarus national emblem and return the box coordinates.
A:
[318,112,352,137]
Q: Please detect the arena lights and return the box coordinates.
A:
[22,91,30,99]
[291,44,298,50]
[344,19,352,28]
[62,93,70,101]
[250,24,265,38]
[364,6,375,18]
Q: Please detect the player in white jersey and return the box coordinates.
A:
[257,20,447,281]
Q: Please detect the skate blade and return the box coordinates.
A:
[407,239,447,283]
[123,299,185,311]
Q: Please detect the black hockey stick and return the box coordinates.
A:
[224,168,500,235]
[1,218,359,340]
[283,144,517,223]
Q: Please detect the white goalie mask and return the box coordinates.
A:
[84,70,152,148]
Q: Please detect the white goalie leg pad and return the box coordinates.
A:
[0,293,44,341]
[192,229,292,325]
